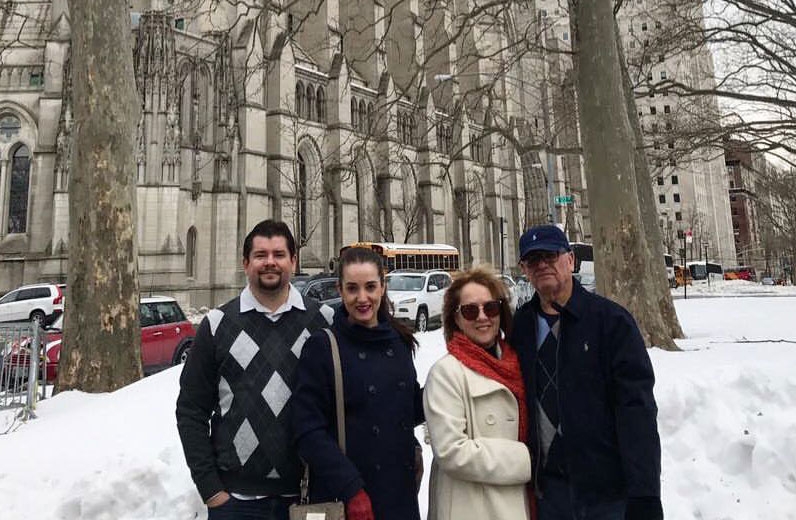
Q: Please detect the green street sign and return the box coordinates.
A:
[555,195,574,205]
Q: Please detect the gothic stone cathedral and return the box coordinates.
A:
[0,0,589,308]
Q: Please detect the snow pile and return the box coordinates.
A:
[653,344,796,519]
[1,296,796,519]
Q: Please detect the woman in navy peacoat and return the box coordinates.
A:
[292,247,424,520]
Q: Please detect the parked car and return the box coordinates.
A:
[498,274,520,311]
[385,269,452,332]
[298,273,342,310]
[2,296,196,384]
[574,272,597,293]
[513,275,535,307]
[0,283,65,325]
[761,277,775,286]
[291,273,313,292]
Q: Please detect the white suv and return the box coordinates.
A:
[0,283,65,325]
[386,270,452,332]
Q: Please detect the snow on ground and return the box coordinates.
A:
[671,278,796,298]
[1,291,795,519]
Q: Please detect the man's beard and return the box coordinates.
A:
[256,271,285,292]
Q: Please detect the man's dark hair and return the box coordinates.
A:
[243,219,296,260]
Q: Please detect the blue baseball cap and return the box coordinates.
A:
[518,225,571,260]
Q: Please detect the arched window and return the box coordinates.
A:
[186,226,197,278]
[359,100,367,133]
[179,72,192,145]
[8,144,30,234]
[316,87,326,123]
[408,116,415,146]
[351,98,359,131]
[298,152,307,243]
[306,85,315,121]
[367,103,374,132]
[296,81,305,118]
[196,67,211,145]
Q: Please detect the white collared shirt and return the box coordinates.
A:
[239,283,306,322]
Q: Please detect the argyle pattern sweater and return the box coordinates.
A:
[176,295,332,502]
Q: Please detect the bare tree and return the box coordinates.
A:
[58,0,142,392]
[622,0,796,166]
[569,0,679,349]
[753,166,796,281]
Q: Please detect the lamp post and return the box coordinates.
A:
[530,160,556,225]
[704,241,710,287]
[681,233,688,300]
[545,152,555,224]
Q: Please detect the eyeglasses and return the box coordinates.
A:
[457,300,502,321]
[520,251,564,268]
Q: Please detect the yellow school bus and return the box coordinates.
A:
[340,242,460,273]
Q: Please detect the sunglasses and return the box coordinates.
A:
[521,251,564,267]
[457,300,502,321]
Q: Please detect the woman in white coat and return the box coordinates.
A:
[424,266,533,520]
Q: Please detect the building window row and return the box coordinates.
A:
[397,110,417,146]
[437,122,453,155]
[658,192,681,204]
[296,81,327,123]
[470,133,488,164]
[351,96,374,133]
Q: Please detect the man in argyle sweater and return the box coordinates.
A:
[177,220,333,519]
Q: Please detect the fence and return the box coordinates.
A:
[0,322,45,419]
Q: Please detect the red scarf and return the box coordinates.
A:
[447,332,528,442]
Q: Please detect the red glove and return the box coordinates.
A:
[346,489,375,520]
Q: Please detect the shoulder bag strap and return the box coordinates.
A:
[298,328,348,504]
[323,328,346,455]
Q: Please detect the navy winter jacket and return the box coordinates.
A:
[509,279,661,506]
[291,307,423,520]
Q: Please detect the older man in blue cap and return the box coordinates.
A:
[509,224,663,520]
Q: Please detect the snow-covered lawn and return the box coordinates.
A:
[1,294,795,520]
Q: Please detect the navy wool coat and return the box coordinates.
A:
[292,307,424,520]
[509,279,661,506]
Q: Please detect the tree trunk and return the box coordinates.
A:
[58,0,142,392]
[614,17,685,342]
[569,0,677,350]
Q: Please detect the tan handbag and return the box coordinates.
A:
[289,329,347,520]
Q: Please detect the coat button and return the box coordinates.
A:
[374,464,381,471]
[372,425,380,436]
[397,381,406,389]
[368,384,377,395]
[400,420,409,431]
[485,414,497,425]
[385,348,394,357]
[358,351,367,360]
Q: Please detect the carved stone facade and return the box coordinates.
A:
[0,0,589,308]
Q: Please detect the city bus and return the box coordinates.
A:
[339,242,460,273]
[724,266,757,281]
[570,242,595,292]
[570,242,594,275]
[687,261,723,284]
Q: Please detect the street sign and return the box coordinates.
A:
[554,195,574,205]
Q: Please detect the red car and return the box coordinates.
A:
[2,296,196,384]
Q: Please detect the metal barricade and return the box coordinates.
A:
[0,322,44,418]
